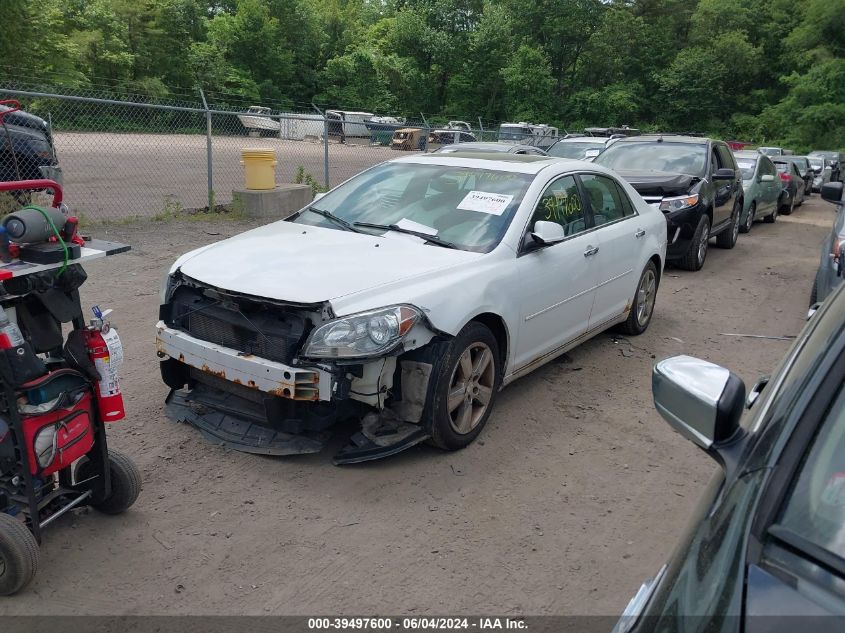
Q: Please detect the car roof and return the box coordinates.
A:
[612,134,710,145]
[435,142,530,152]
[553,137,606,145]
[390,152,594,174]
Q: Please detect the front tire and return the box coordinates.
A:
[620,261,659,335]
[765,202,778,223]
[740,202,755,233]
[678,214,710,271]
[425,322,500,451]
[0,513,39,596]
[716,201,740,249]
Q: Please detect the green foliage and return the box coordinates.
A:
[0,0,842,150]
[294,165,328,195]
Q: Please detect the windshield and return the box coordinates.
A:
[499,127,530,141]
[290,162,533,253]
[594,142,707,175]
[735,158,757,180]
[548,141,604,159]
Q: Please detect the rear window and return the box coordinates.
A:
[774,162,788,173]
[548,141,604,159]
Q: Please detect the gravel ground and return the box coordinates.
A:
[2,195,831,615]
[53,132,401,220]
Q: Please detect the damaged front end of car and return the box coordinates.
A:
[156,272,448,464]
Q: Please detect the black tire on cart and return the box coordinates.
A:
[77,450,141,515]
[0,513,39,596]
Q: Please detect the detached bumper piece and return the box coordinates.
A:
[333,410,429,465]
[166,386,328,456]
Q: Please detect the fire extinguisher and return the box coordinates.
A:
[83,305,125,422]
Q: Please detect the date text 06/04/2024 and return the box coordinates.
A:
[307,618,528,630]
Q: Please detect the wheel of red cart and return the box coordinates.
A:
[0,513,39,596]
[76,449,141,515]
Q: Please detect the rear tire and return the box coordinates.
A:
[764,203,778,223]
[0,513,39,596]
[810,278,818,306]
[781,194,794,215]
[620,261,659,336]
[678,214,710,271]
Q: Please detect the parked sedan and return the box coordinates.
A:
[615,283,845,633]
[779,155,814,196]
[809,156,833,192]
[810,181,845,306]
[434,142,547,155]
[773,159,807,214]
[734,150,781,231]
[157,155,666,464]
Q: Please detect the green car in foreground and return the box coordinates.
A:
[734,150,782,232]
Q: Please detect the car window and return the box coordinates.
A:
[710,148,721,173]
[716,144,735,170]
[530,175,587,237]
[762,157,776,176]
[776,386,845,559]
[580,174,630,225]
[736,158,756,180]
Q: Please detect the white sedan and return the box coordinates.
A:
[156,154,667,463]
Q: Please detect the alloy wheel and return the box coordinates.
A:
[447,342,495,435]
[636,268,657,327]
[732,209,740,243]
[745,205,755,231]
[697,219,710,266]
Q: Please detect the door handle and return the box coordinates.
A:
[583,246,599,257]
[635,229,646,238]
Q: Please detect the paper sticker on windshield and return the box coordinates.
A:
[457,191,514,216]
[821,472,845,507]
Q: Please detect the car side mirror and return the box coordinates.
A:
[760,174,774,183]
[713,168,736,180]
[821,181,844,204]
[530,220,566,246]
[652,355,746,465]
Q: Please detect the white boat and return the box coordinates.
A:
[238,106,281,133]
[326,110,374,137]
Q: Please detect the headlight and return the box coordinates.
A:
[160,273,175,305]
[659,194,699,213]
[303,305,421,358]
[34,425,58,469]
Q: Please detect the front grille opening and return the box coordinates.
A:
[168,285,310,365]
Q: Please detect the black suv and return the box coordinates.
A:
[595,135,743,270]
[0,103,62,187]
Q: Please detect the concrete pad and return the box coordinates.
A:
[232,184,313,219]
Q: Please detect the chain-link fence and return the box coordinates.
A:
[0,86,550,223]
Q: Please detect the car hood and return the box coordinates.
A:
[614,170,698,197]
[175,220,480,306]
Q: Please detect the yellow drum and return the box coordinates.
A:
[240,148,277,190]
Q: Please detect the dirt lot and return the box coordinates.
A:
[1,196,832,615]
[53,132,397,220]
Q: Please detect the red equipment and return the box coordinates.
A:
[81,318,126,422]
